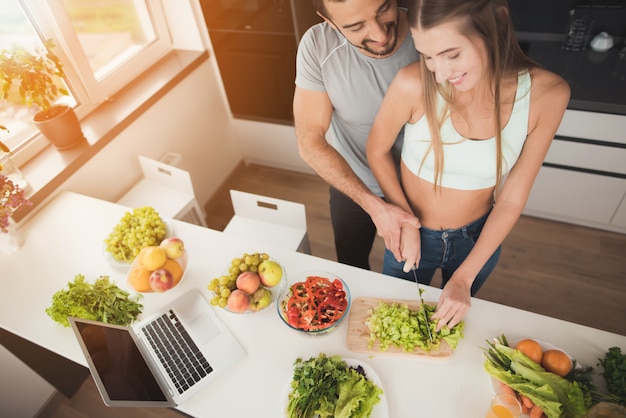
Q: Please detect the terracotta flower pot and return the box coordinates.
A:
[33,104,86,150]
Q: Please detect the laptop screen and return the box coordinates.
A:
[74,320,169,402]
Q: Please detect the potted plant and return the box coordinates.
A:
[0,39,85,149]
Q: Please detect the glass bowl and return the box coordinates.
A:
[126,247,188,293]
[277,271,351,335]
[217,258,288,314]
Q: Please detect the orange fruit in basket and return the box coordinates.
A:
[163,259,184,286]
[515,339,543,364]
[129,265,152,292]
[541,349,572,377]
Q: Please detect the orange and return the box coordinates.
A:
[516,338,543,364]
[128,265,152,292]
[163,259,184,286]
[541,349,572,377]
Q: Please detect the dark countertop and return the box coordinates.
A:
[522,40,626,115]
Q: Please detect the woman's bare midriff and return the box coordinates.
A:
[401,163,495,230]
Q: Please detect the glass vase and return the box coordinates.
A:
[0,154,29,191]
[0,217,24,254]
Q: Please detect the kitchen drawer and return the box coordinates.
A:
[525,166,626,225]
[556,110,626,144]
[545,139,626,175]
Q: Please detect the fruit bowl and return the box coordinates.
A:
[277,272,351,335]
[126,238,188,293]
[208,253,287,314]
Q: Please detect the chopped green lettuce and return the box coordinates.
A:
[366,301,464,352]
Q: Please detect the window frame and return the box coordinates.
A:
[7,0,173,164]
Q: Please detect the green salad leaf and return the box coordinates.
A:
[46,274,143,327]
[366,301,464,352]
[483,337,588,418]
[287,353,382,418]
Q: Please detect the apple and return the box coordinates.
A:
[236,271,260,294]
[258,260,283,287]
[159,237,185,259]
[250,287,272,311]
[149,268,174,292]
[227,289,251,312]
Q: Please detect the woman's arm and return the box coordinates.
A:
[366,62,424,262]
[433,68,571,330]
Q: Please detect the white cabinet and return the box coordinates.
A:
[523,110,626,233]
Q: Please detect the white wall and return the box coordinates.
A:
[59,58,243,207]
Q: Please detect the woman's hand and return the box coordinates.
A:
[431,277,471,331]
[399,223,421,272]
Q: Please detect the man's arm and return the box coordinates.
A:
[293,86,419,256]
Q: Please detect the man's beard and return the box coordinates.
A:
[354,20,399,57]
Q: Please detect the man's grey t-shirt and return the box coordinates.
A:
[295,21,419,196]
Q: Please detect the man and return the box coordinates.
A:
[294,0,420,270]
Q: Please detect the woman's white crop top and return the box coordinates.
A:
[401,71,531,190]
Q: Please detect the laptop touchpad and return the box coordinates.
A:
[189,313,222,344]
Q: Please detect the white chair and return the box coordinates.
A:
[223,190,311,254]
[117,156,208,227]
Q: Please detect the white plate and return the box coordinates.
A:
[282,357,389,418]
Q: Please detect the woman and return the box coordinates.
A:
[366,0,570,330]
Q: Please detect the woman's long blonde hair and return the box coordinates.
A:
[407,0,538,193]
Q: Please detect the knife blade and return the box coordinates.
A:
[411,265,433,342]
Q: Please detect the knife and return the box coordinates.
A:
[411,265,433,342]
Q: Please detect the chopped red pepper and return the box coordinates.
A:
[281,275,348,331]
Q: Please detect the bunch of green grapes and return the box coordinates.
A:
[104,206,167,262]
[208,252,271,308]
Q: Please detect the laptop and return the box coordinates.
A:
[68,288,246,407]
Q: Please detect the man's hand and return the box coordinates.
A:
[370,201,420,262]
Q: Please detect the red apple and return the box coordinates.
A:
[159,237,185,259]
[149,268,174,292]
[227,289,251,312]
[236,271,260,294]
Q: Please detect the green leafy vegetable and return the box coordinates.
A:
[598,347,626,406]
[366,301,464,352]
[483,336,588,418]
[287,353,382,418]
[46,274,143,327]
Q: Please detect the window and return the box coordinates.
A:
[0,0,172,160]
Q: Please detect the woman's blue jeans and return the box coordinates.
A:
[382,210,500,296]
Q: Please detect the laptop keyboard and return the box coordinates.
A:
[141,310,214,394]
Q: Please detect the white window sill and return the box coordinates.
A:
[14,49,209,222]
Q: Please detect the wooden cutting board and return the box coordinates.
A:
[346,297,454,357]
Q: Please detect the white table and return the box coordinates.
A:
[2,191,625,417]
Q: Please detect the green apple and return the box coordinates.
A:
[258,260,283,287]
[250,287,272,311]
